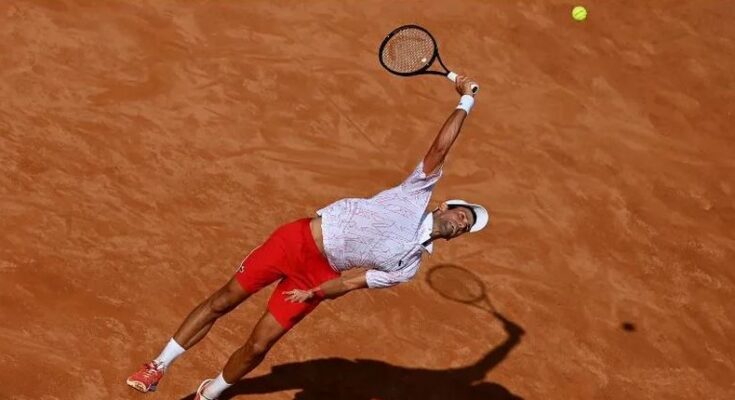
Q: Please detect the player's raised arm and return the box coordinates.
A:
[422,75,478,175]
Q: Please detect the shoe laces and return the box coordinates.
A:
[142,361,163,377]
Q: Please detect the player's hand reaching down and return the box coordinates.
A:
[283,288,314,303]
[455,75,479,97]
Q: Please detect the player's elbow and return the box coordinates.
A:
[427,144,450,160]
[423,152,446,175]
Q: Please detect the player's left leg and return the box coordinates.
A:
[127,221,295,393]
[126,276,252,393]
[174,276,252,349]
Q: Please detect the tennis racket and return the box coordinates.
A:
[379,24,479,93]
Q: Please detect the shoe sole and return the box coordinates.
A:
[126,378,158,393]
[195,379,214,400]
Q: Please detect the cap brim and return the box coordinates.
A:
[467,204,489,232]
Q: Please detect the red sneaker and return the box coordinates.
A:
[126,361,164,393]
[194,379,215,400]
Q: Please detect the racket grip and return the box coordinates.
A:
[446,71,480,94]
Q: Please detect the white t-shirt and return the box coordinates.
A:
[316,161,442,288]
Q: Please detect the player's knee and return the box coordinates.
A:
[208,285,244,315]
[207,295,232,315]
[245,337,273,358]
[251,340,269,357]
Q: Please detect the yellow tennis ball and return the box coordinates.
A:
[572,6,587,21]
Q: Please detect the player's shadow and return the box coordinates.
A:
[180,265,525,400]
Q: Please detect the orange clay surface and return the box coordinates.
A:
[1,1,734,399]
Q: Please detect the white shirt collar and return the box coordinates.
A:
[419,211,434,254]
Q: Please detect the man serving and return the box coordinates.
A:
[127,75,488,400]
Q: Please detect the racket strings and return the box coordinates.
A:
[380,28,436,74]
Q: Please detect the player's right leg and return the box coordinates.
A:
[194,311,287,400]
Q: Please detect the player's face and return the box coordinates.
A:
[438,206,474,240]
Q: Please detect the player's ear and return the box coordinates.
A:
[437,202,449,212]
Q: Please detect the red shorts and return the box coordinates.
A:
[235,218,339,330]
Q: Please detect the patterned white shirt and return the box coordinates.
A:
[316,161,441,288]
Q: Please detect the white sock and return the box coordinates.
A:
[153,338,186,370]
[203,373,232,399]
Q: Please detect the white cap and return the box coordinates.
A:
[445,199,489,233]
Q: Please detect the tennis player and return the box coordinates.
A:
[127,75,488,399]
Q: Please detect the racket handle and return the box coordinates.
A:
[446,72,480,94]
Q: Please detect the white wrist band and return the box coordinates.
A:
[456,95,475,114]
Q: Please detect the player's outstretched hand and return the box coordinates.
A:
[283,288,314,303]
[455,75,478,97]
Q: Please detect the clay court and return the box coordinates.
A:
[1,1,734,399]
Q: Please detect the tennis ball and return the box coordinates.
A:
[572,5,587,21]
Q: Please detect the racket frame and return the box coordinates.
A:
[378,24,451,77]
[379,24,479,93]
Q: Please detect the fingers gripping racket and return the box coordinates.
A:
[379,24,479,93]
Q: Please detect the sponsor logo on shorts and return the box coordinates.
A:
[237,244,262,273]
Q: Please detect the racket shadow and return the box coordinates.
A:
[425,263,526,342]
[424,262,526,341]
[426,263,502,318]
